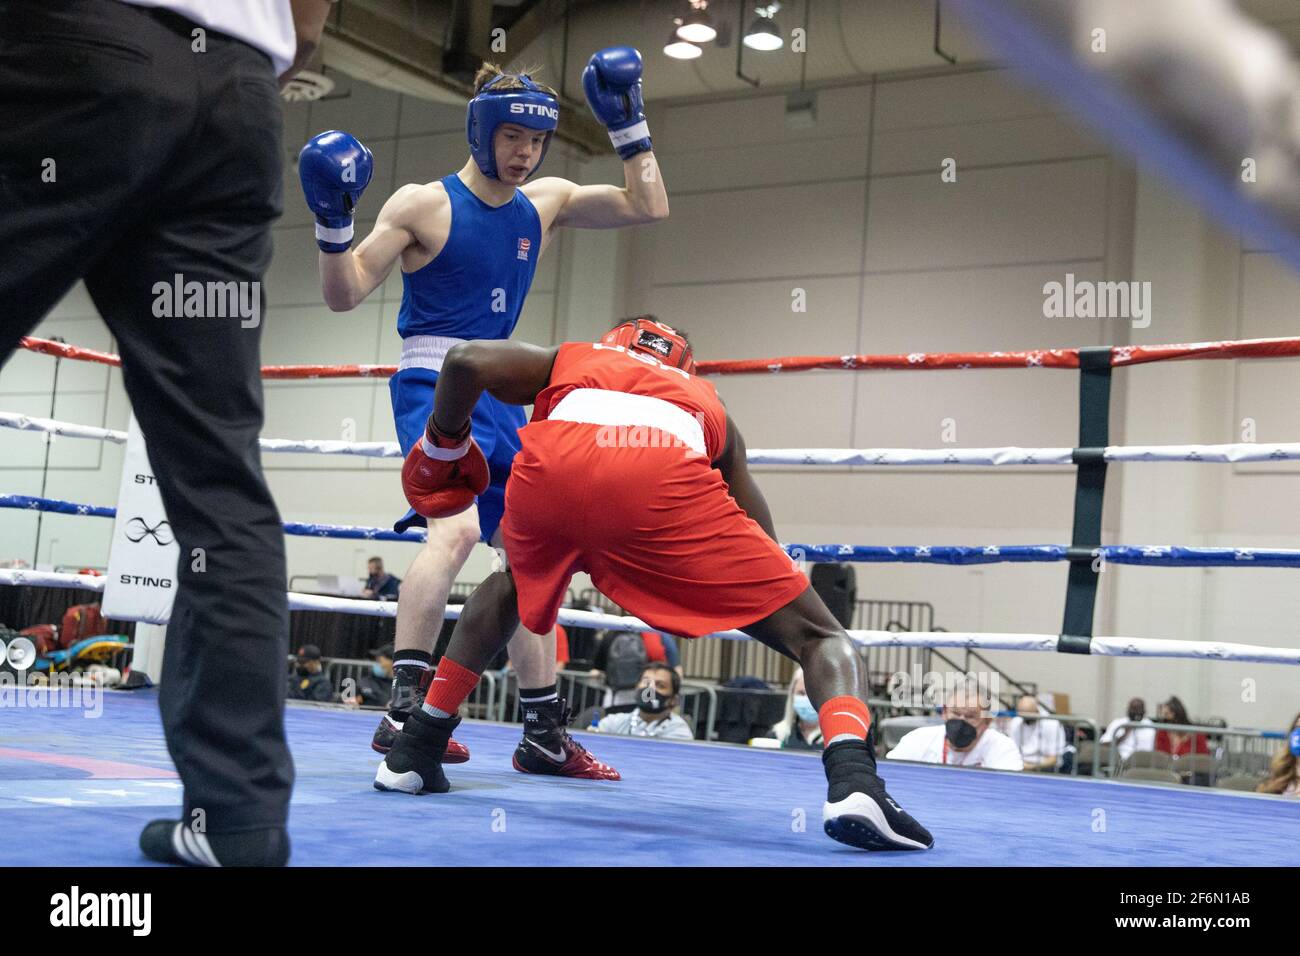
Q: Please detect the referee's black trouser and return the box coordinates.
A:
[0,0,294,833]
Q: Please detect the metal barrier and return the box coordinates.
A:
[554,668,607,719]
[318,657,499,717]
[324,657,370,702]
[854,599,934,632]
[481,668,720,741]
[854,600,935,694]
[1104,720,1286,787]
[678,637,793,685]
[679,680,718,741]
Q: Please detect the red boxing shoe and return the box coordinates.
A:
[512,731,621,780]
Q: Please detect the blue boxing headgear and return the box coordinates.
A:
[466,74,559,179]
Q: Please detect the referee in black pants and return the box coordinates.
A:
[0,0,333,865]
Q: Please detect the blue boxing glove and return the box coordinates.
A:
[581,46,652,161]
[298,130,374,253]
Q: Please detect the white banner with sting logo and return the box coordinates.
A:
[102,415,178,627]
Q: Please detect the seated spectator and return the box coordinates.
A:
[1100,697,1157,761]
[764,668,822,750]
[1153,696,1209,756]
[288,644,335,702]
[1006,693,1069,772]
[354,642,394,708]
[887,683,1023,770]
[595,663,693,740]
[1258,711,1300,797]
[591,628,683,709]
[362,556,401,601]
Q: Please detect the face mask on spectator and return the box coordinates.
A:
[372,663,386,678]
[945,718,978,748]
[637,682,671,713]
[1128,706,1144,721]
[792,693,818,723]
[1289,727,1300,757]
[296,664,311,676]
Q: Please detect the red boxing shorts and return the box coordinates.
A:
[501,418,809,638]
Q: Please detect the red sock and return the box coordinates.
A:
[423,657,481,716]
[818,696,872,745]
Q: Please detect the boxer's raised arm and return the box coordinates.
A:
[543,158,669,229]
[714,415,778,541]
[549,45,669,229]
[431,341,560,433]
[319,184,436,311]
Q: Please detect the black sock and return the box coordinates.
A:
[393,650,433,667]
[519,687,563,740]
[519,683,558,704]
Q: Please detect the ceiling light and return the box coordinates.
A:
[675,2,717,44]
[743,18,783,51]
[664,31,703,59]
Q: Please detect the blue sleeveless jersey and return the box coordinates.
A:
[396,174,542,339]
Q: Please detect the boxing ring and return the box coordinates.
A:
[3,332,1300,866]
[1,690,1296,867]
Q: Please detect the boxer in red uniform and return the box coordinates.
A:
[376,317,933,851]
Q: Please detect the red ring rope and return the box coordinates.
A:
[18,334,1300,379]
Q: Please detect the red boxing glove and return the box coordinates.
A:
[401,417,490,519]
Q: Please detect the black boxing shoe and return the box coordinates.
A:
[372,712,472,762]
[138,820,290,867]
[372,664,470,762]
[821,738,934,851]
[374,709,460,794]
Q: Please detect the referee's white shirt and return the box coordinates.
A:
[886,724,1024,771]
[116,0,296,75]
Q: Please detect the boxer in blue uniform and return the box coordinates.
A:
[300,49,668,777]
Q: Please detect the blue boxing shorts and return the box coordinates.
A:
[389,365,526,542]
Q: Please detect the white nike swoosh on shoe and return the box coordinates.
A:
[525,738,568,763]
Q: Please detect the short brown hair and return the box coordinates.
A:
[473,62,558,99]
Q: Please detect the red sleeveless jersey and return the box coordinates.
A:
[502,341,808,637]
[532,342,728,460]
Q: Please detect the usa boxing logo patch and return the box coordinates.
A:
[517,237,531,261]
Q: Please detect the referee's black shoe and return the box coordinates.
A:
[139,821,290,866]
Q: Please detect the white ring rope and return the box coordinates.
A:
[5,569,1298,664]
[747,443,1300,465]
[6,412,1300,466]
[0,412,401,459]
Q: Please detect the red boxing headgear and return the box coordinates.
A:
[601,317,695,374]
